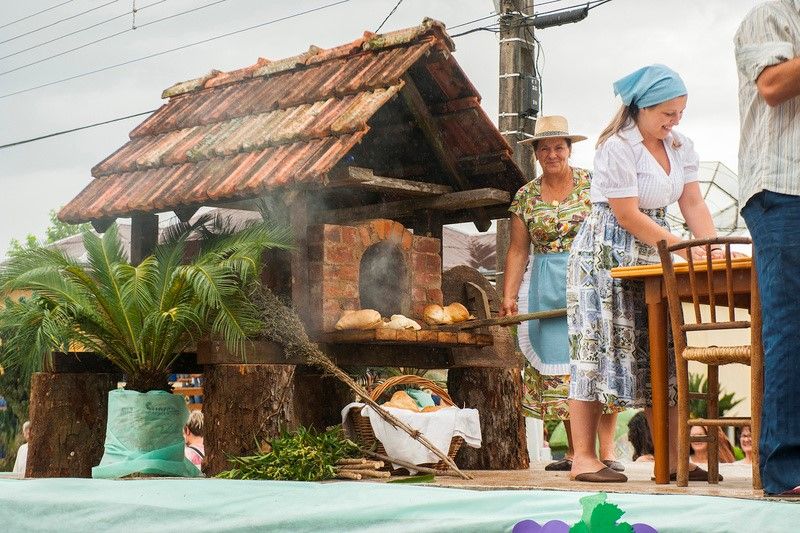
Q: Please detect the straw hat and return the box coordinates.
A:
[518,115,587,144]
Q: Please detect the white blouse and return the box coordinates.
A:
[590,124,699,209]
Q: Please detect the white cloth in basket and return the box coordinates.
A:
[340,403,481,473]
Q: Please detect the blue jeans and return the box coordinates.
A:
[742,190,800,494]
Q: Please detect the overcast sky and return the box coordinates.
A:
[0,0,759,255]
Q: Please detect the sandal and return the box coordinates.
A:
[602,460,625,472]
[571,467,628,483]
[653,467,723,482]
[544,458,572,471]
[670,467,722,482]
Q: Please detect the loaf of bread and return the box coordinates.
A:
[384,314,422,330]
[423,302,471,325]
[334,309,383,330]
[423,304,451,325]
[444,302,470,323]
[381,390,421,411]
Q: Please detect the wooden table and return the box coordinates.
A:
[611,257,753,484]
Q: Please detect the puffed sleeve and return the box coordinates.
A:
[593,138,638,198]
[508,184,527,217]
[675,132,699,183]
[734,5,795,83]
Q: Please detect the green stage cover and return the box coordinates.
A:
[0,478,796,532]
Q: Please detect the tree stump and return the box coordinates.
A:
[202,363,297,476]
[27,372,116,478]
[443,266,529,470]
[293,365,354,430]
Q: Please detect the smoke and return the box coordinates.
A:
[358,240,410,317]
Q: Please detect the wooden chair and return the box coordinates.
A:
[657,237,762,489]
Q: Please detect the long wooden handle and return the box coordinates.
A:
[428,308,567,331]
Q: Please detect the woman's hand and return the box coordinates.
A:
[709,247,726,260]
[500,296,518,318]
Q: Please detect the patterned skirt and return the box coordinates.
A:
[566,203,677,408]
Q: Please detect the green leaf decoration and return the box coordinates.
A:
[387,473,435,484]
[569,493,633,533]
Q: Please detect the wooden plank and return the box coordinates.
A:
[318,188,510,225]
[611,257,752,280]
[328,167,453,197]
[437,331,458,344]
[173,387,203,396]
[52,352,120,374]
[316,328,492,348]
[400,74,491,232]
[199,337,504,368]
[416,329,438,343]
[323,344,453,368]
[196,339,296,365]
[395,329,419,342]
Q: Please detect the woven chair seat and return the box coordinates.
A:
[682,345,751,365]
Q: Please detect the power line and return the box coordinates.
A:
[0,0,76,30]
[0,0,351,100]
[0,0,232,77]
[0,109,157,150]
[1,0,120,46]
[0,0,168,62]
[447,0,568,31]
[450,0,613,39]
[375,0,404,33]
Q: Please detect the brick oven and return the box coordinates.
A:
[308,219,443,333]
[50,20,532,477]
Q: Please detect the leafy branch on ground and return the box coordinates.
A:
[217,426,359,481]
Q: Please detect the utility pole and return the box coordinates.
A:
[498,0,536,178]
[496,0,536,289]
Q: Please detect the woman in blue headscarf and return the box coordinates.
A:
[565,65,722,483]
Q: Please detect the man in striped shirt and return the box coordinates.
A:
[735,0,800,496]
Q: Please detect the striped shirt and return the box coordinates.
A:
[734,0,800,209]
[591,124,699,209]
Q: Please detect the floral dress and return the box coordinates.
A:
[509,168,593,420]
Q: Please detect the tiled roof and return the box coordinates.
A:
[59,19,524,224]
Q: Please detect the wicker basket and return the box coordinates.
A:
[349,374,463,471]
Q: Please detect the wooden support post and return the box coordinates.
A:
[399,74,492,232]
[130,213,158,266]
[288,191,311,324]
[496,218,511,290]
[26,372,116,478]
[442,266,529,469]
[202,363,298,476]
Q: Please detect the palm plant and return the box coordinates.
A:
[0,215,292,392]
[688,372,744,419]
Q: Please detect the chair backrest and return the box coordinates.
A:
[656,237,754,353]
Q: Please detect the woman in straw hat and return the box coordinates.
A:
[566,64,721,483]
[500,115,623,474]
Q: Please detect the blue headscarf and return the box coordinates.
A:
[613,64,687,109]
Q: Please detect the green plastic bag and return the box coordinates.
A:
[92,389,201,479]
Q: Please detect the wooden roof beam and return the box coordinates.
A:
[90,218,114,234]
[327,166,453,197]
[399,74,492,232]
[317,187,509,225]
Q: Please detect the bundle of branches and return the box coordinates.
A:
[334,458,390,480]
[252,288,470,480]
[218,426,359,481]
